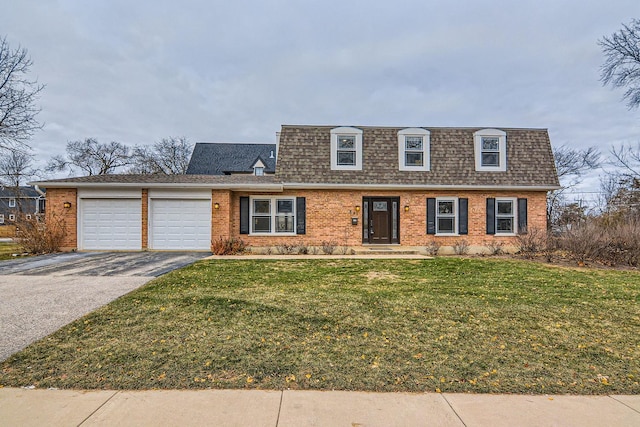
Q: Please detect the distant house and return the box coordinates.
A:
[32,125,559,252]
[0,186,46,225]
[186,143,277,176]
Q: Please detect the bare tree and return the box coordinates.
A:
[0,149,36,188]
[610,142,640,178]
[129,137,193,175]
[548,145,600,227]
[599,19,640,109]
[0,149,38,212]
[47,138,131,176]
[0,36,44,151]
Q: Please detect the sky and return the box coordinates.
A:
[2,0,639,200]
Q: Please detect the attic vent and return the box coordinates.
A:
[269,150,275,159]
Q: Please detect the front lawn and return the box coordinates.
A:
[1,258,639,394]
[0,241,21,260]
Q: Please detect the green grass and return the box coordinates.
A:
[2,258,639,394]
[0,241,20,260]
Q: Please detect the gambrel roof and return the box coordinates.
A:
[275,125,559,189]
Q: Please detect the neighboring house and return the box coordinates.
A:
[32,125,559,252]
[186,143,277,176]
[0,186,46,225]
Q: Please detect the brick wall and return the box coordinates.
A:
[47,187,548,253]
[45,188,78,251]
[225,190,547,250]
[141,189,148,249]
[211,190,232,242]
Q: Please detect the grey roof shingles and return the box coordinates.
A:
[186,143,277,175]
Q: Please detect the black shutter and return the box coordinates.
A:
[426,198,436,235]
[486,198,496,235]
[458,198,468,235]
[296,197,306,235]
[518,198,528,234]
[240,196,249,234]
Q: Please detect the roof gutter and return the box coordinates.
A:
[282,182,562,191]
[28,181,285,192]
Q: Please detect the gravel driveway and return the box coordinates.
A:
[0,252,208,361]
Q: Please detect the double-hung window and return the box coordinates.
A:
[8,198,16,208]
[436,198,457,234]
[251,197,296,234]
[337,135,356,166]
[495,198,516,234]
[474,129,507,171]
[330,127,363,170]
[398,128,430,171]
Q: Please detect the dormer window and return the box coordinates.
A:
[474,129,507,172]
[330,127,363,171]
[9,198,16,208]
[252,159,266,176]
[398,128,430,171]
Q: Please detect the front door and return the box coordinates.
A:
[363,197,399,244]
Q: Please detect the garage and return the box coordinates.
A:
[80,198,142,250]
[149,191,211,250]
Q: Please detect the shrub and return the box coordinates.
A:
[211,237,247,255]
[15,215,66,254]
[484,240,504,255]
[452,239,469,255]
[516,227,547,259]
[555,219,640,267]
[321,240,337,255]
[275,243,296,255]
[295,242,309,255]
[425,240,441,256]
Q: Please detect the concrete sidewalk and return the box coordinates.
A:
[1,388,639,427]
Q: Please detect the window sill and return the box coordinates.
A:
[249,232,297,237]
[435,233,459,237]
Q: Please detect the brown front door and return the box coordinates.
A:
[363,197,399,244]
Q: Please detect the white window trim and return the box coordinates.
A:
[0,214,4,224]
[8,198,16,208]
[474,128,507,172]
[249,196,297,236]
[254,166,264,176]
[495,197,517,235]
[398,128,430,171]
[330,126,363,171]
[435,197,458,235]
[8,214,15,221]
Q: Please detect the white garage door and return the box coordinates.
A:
[150,199,211,250]
[81,199,142,250]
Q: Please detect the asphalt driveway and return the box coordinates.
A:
[0,252,209,361]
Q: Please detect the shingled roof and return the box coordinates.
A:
[275,125,559,188]
[186,143,277,175]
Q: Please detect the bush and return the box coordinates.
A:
[15,215,66,254]
[452,239,469,255]
[484,240,504,255]
[516,227,548,259]
[321,240,337,255]
[425,240,441,256]
[211,237,247,255]
[555,219,640,267]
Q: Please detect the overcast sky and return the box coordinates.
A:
[2,0,639,195]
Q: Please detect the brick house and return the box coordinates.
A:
[33,125,559,253]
